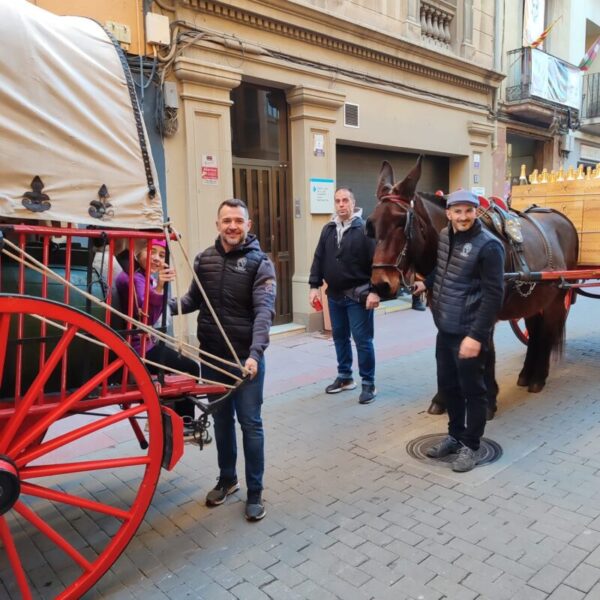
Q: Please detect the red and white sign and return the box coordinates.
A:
[201,154,219,185]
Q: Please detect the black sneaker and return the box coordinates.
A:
[245,491,266,521]
[325,377,356,394]
[205,477,240,506]
[425,435,460,458]
[359,383,377,404]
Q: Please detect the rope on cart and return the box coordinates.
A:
[0,239,245,385]
[166,223,244,371]
[26,313,236,389]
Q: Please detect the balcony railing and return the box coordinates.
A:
[506,47,581,111]
[582,72,600,119]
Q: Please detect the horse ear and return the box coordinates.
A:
[394,155,423,200]
[376,161,394,199]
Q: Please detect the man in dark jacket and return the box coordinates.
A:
[170,199,276,520]
[413,190,504,472]
[309,187,380,404]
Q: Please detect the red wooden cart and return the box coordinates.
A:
[0,3,240,597]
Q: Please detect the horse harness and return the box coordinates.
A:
[373,194,556,299]
[479,203,555,297]
[370,194,419,288]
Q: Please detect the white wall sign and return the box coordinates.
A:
[471,186,486,197]
[310,178,335,214]
[313,133,325,157]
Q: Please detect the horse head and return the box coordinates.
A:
[368,156,438,298]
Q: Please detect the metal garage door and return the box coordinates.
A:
[336,146,449,218]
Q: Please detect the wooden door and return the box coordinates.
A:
[233,160,292,325]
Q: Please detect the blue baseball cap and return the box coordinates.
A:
[446,190,480,208]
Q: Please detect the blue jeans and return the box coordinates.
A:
[327,296,375,384]
[202,360,265,493]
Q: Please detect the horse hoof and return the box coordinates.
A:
[486,407,497,421]
[427,402,446,415]
[528,382,545,393]
[517,375,529,387]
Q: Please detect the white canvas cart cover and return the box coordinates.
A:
[0,0,164,229]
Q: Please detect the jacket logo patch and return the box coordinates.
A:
[460,243,473,257]
[235,257,248,272]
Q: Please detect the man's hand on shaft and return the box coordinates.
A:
[244,357,258,379]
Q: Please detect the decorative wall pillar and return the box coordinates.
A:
[171,56,241,254]
[461,0,475,60]
[285,85,345,330]
[163,57,241,342]
[456,120,495,196]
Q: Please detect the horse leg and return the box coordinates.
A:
[518,314,542,387]
[427,391,446,414]
[527,296,568,393]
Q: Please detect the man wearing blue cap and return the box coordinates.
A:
[413,190,504,472]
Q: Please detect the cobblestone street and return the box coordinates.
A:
[5,295,600,600]
[96,294,600,599]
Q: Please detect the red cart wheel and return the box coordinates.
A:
[509,318,529,345]
[509,290,573,346]
[0,296,163,599]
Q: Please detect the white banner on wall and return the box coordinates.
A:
[523,0,546,47]
[529,49,581,109]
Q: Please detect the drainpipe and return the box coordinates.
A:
[491,0,504,151]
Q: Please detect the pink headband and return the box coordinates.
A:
[151,238,166,248]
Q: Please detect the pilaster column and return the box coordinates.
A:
[285,85,345,330]
[171,57,241,253]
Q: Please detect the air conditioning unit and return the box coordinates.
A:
[561,132,574,153]
[344,103,359,128]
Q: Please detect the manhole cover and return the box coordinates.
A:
[406,434,502,466]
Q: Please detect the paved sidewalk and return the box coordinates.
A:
[7,294,600,600]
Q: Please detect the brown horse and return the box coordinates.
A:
[368,157,579,413]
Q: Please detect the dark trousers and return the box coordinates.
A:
[146,345,197,420]
[202,360,265,493]
[435,332,489,450]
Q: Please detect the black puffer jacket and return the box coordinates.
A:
[170,234,276,362]
[431,219,504,342]
[308,215,375,296]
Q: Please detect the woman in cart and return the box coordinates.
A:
[115,238,205,442]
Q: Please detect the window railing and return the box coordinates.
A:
[420,1,454,49]
[506,47,581,111]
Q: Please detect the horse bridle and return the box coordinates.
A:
[371,195,415,281]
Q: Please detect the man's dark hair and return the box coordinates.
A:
[218,198,249,219]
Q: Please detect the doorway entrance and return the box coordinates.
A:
[232,162,291,324]
[231,84,292,325]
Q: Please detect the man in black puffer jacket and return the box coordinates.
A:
[413,190,504,472]
[171,199,276,521]
[309,187,380,405]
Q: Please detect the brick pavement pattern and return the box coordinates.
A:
[2,295,600,599]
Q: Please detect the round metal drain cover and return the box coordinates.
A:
[406,434,502,465]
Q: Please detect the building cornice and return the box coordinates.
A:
[180,0,504,95]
